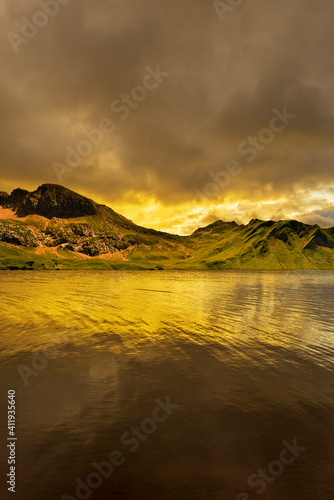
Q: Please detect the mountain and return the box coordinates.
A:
[0,184,333,270]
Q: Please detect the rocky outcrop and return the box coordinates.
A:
[1,184,98,219]
[0,219,145,256]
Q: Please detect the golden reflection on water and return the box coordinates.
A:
[1,271,334,500]
[0,271,333,359]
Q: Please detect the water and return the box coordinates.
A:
[0,270,334,499]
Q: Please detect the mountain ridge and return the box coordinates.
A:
[0,184,333,270]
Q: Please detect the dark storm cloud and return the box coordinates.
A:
[299,207,334,228]
[0,0,333,222]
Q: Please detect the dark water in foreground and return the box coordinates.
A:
[0,271,334,500]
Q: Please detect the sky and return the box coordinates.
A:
[0,0,334,234]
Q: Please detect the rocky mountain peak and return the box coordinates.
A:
[1,184,99,219]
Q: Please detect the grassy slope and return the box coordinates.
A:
[0,216,333,270]
[0,211,190,270]
[189,220,334,270]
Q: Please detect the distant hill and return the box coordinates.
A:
[0,184,333,270]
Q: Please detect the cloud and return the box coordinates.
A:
[0,0,333,231]
[299,207,334,228]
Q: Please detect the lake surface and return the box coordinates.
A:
[0,270,334,499]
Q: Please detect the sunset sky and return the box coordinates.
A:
[1,0,334,234]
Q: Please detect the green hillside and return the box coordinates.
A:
[0,185,333,270]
